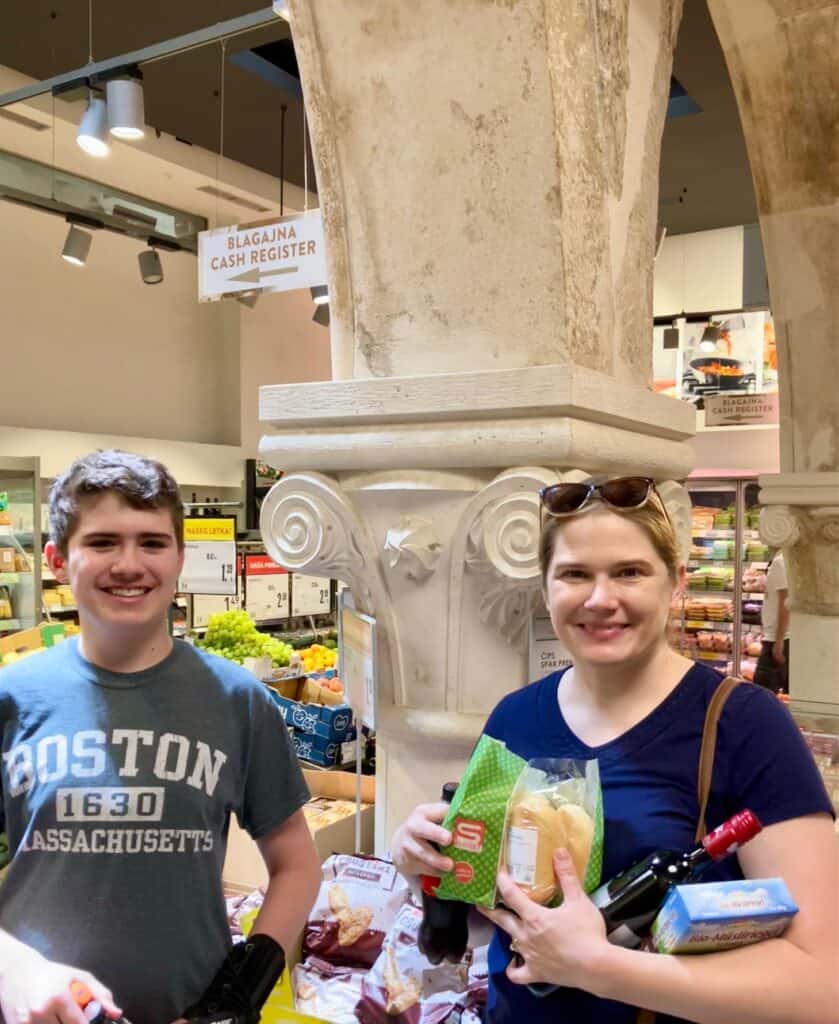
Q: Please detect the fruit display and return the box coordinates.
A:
[298,642,338,675]
[196,609,294,667]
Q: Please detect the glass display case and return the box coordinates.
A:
[0,456,42,638]
[670,478,770,679]
[789,699,839,828]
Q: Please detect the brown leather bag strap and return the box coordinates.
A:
[695,675,741,842]
[635,675,741,1024]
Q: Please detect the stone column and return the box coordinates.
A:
[707,1,839,704]
[262,0,694,849]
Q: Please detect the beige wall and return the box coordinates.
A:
[239,288,332,458]
[1,201,240,445]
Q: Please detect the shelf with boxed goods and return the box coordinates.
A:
[671,478,768,677]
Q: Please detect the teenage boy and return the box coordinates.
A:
[0,451,321,1024]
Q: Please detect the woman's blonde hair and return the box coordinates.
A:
[538,489,680,585]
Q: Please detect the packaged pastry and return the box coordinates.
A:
[501,762,598,904]
[435,736,603,908]
[304,854,410,967]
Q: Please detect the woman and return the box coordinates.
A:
[391,477,836,1024]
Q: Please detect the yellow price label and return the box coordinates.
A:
[184,518,236,542]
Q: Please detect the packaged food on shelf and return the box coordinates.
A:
[0,548,15,573]
[355,903,487,1024]
[293,957,367,1024]
[304,855,411,968]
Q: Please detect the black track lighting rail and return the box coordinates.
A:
[0,7,281,109]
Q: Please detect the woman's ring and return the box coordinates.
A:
[510,939,520,954]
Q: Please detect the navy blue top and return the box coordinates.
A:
[482,663,833,1024]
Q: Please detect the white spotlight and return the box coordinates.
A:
[61,225,92,266]
[138,249,163,284]
[77,97,110,157]
[310,285,329,306]
[273,1,291,21]
[107,76,145,139]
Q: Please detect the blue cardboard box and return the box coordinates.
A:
[652,878,798,954]
[293,731,340,767]
[267,683,354,742]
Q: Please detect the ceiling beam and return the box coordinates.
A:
[0,6,282,109]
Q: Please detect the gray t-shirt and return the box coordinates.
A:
[0,638,309,1024]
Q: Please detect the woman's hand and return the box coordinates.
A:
[480,849,611,991]
[390,801,454,877]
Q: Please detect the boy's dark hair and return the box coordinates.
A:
[49,450,184,554]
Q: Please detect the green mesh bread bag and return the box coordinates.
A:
[435,737,604,908]
[435,735,527,907]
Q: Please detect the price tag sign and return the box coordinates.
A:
[193,592,242,628]
[340,601,377,730]
[291,574,332,616]
[178,518,238,596]
[245,554,290,622]
[528,611,573,680]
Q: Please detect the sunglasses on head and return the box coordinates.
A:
[539,476,659,518]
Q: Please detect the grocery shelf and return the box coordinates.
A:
[44,605,78,614]
[0,619,23,630]
[684,620,734,630]
[0,573,21,584]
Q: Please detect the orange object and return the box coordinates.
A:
[70,981,94,1010]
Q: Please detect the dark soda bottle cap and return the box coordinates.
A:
[441,782,458,803]
[703,809,762,860]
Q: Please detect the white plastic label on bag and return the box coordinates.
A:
[505,826,539,887]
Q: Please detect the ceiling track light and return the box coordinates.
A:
[312,303,330,327]
[699,324,722,353]
[310,284,329,306]
[62,224,93,266]
[77,95,110,157]
[139,248,163,285]
[106,71,145,140]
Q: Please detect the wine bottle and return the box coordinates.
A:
[526,809,762,997]
[592,808,762,948]
[418,782,470,965]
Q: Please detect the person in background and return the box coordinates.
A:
[754,552,790,693]
[391,476,836,1024]
[0,450,321,1024]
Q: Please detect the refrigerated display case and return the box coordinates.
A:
[670,478,771,679]
[0,456,42,637]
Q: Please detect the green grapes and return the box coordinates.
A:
[196,609,293,668]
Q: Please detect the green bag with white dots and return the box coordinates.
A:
[435,735,603,908]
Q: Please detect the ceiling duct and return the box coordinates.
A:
[0,108,50,132]
[195,185,271,214]
[0,148,206,251]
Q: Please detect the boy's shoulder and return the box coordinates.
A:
[0,642,70,695]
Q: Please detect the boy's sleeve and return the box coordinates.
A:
[238,691,311,838]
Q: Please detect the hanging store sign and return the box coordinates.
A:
[704,392,779,427]
[340,602,377,731]
[178,517,238,596]
[197,211,327,301]
[245,554,290,622]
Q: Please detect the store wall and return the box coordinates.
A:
[0,201,240,446]
[239,289,332,458]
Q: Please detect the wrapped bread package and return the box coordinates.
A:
[436,735,603,908]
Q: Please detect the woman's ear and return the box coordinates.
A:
[673,563,687,599]
[44,540,69,584]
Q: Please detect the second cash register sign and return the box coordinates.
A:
[198,210,327,301]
